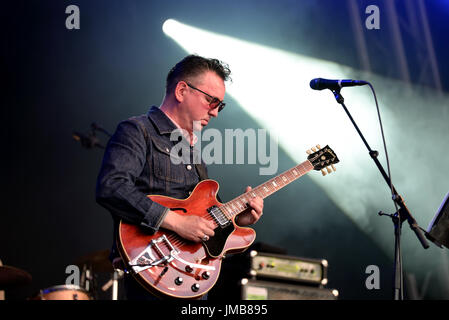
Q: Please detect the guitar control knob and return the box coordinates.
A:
[185,265,193,273]
[202,271,210,280]
[174,277,183,285]
[191,283,200,292]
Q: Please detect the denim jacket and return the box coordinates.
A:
[96,106,207,237]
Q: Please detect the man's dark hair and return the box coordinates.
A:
[166,55,231,95]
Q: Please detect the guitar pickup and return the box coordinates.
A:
[207,206,231,228]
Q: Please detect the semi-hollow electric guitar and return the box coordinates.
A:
[118,145,339,299]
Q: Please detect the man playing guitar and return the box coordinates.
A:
[96,55,264,300]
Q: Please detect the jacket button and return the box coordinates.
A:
[186,165,192,170]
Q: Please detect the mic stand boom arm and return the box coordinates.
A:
[331,89,429,300]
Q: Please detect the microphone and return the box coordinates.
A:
[91,122,112,137]
[310,78,368,91]
[72,131,104,149]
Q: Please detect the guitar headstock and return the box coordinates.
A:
[307,145,340,176]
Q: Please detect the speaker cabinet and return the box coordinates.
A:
[240,279,338,300]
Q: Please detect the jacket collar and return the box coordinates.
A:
[147,106,177,135]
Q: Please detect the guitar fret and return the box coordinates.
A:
[290,170,296,179]
[274,177,280,186]
[279,176,286,185]
[226,205,236,217]
[223,160,317,212]
[223,206,232,218]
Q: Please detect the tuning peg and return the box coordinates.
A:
[321,169,327,176]
[326,166,332,174]
[306,149,312,155]
[316,144,321,149]
[331,164,336,171]
[311,147,317,152]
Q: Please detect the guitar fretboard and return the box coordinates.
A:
[219,160,314,219]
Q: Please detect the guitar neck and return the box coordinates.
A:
[220,160,314,219]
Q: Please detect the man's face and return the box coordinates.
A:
[181,70,226,132]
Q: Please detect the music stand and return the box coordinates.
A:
[425,191,449,249]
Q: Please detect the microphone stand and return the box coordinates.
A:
[73,122,112,150]
[331,88,429,300]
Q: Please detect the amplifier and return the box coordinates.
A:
[241,279,339,300]
[248,250,328,286]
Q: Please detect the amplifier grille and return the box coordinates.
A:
[241,279,338,300]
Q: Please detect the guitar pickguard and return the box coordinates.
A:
[203,223,235,258]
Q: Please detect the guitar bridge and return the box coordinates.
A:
[128,234,216,275]
[129,234,178,273]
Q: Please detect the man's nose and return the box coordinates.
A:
[209,107,219,118]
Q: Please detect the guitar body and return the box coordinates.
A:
[118,179,256,299]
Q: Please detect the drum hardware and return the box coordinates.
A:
[80,264,94,292]
[75,249,114,273]
[75,249,115,299]
[101,269,125,300]
[32,285,92,300]
[75,249,128,300]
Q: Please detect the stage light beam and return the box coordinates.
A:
[162,19,449,294]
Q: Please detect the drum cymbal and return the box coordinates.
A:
[75,249,113,273]
[0,265,32,289]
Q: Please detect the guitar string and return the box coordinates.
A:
[210,160,314,221]
[161,162,312,258]
[156,230,213,264]
[160,154,322,256]
[145,162,322,268]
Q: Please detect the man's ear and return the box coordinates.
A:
[174,81,188,103]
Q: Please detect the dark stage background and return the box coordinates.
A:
[2,0,449,300]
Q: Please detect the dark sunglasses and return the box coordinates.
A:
[185,82,226,112]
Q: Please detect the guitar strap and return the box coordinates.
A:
[195,163,208,181]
